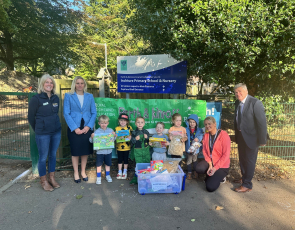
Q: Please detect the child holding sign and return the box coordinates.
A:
[115,113,133,180]
[149,122,169,161]
[90,115,115,185]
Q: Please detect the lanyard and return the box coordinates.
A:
[209,130,219,154]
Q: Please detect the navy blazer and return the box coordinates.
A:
[63,92,97,132]
[234,95,267,149]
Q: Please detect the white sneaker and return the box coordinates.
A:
[117,173,122,179]
[96,177,101,185]
[222,177,226,183]
[121,173,127,180]
[106,175,112,182]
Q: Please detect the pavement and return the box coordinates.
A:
[1,159,295,230]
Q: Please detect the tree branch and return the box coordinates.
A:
[13,56,40,61]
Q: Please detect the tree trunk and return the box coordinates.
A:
[198,81,204,95]
[3,30,14,70]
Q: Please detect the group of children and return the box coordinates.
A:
[90,112,204,185]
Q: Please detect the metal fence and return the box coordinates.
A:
[222,102,295,165]
[0,90,294,173]
[0,92,37,160]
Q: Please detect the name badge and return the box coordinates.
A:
[52,103,58,107]
[43,102,49,106]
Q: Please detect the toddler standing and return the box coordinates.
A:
[149,122,169,161]
[168,113,188,158]
[130,116,150,185]
[185,114,204,180]
[90,115,115,185]
[115,113,133,179]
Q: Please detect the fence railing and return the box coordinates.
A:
[1,90,294,173]
[222,102,295,165]
[0,92,37,161]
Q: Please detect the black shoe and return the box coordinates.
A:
[82,177,88,182]
[74,178,81,183]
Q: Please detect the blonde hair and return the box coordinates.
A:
[172,113,182,122]
[204,116,216,124]
[98,115,109,122]
[38,74,56,94]
[70,76,87,94]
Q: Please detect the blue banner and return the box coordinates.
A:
[206,102,222,129]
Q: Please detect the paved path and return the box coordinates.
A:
[1,176,295,230]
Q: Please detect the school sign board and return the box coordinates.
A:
[117,54,187,94]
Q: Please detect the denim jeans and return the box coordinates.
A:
[35,131,61,177]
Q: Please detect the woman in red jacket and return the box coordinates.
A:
[195,116,231,192]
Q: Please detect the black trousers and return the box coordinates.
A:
[195,160,229,192]
[237,131,258,189]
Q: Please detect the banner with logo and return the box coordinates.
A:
[94,98,207,130]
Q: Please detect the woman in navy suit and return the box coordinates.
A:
[63,76,97,183]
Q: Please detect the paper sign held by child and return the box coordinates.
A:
[116,130,130,143]
[93,133,115,150]
[149,137,166,148]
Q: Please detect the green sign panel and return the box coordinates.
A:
[121,60,127,71]
[94,98,206,130]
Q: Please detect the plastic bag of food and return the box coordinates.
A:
[162,158,181,173]
[187,141,202,155]
[168,133,183,156]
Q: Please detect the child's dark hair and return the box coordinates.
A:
[171,113,182,122]
[156,122,165,129]
[135,116,145,122]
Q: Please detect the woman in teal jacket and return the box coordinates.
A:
[63,76,97,183]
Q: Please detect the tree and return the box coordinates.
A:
[72,0,148,79]
[0,0,81,73]
[128,0,295,96]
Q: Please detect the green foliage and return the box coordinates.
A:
[258,94,294,128]
[0,0,82,74]
[128,0,295,95]
[258,95,285,123]
[0,0,12,30]
[71,0,148,79]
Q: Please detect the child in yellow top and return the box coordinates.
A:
[115,113,133,179]
[168,113,188,158]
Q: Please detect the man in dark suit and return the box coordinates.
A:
[234,83,267,193]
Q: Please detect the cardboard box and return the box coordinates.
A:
[149,137,167,148]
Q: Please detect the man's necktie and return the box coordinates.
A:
[237,103,243,130]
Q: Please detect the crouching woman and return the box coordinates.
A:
[195,116,230,192]
[28,74,61,191]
